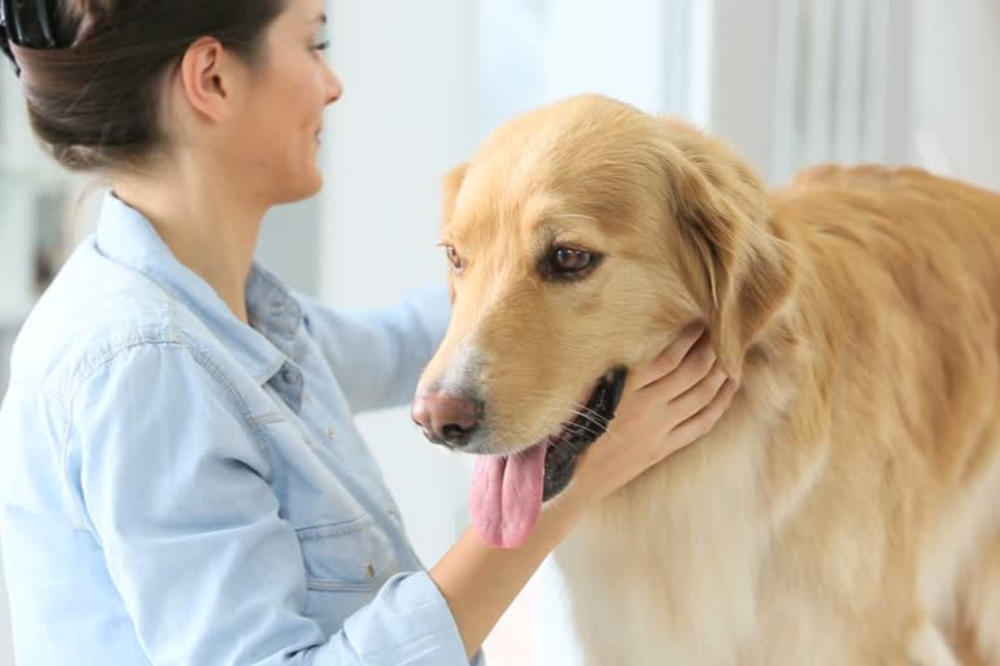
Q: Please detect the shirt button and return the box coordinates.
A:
[326,425,336,439]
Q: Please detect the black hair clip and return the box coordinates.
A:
[1,0,60,76]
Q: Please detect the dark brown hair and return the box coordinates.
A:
[9,0,286,172]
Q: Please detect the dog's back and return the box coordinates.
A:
[772,166,1000,664]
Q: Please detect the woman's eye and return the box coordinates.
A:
[543,246,601,280]
[444,245,464,273]
[313,27,331,51]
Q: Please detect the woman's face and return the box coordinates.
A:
[228,0,342,204]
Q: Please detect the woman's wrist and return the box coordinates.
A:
[430,485,588,658]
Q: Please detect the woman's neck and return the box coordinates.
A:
[111,155,269,324]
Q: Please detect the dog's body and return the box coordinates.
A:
[558,164,1000,665]
[416,95,1000,665]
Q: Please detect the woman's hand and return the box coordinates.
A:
[565,324,738,508]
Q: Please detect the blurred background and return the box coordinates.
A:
[1,0,998,663]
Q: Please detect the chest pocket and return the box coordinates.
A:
[296,514,398,592]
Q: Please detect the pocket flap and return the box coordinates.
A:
[296,515,398,591]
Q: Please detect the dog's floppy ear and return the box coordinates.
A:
[660,120,796,377]
[442,162,469,225]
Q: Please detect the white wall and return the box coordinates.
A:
[714,0,916,186]
[911,0,1000,189]
[0,544,10,666]
[257,196,323,294]
[709,0,780,177]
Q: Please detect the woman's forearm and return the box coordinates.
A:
[429,494,583,658]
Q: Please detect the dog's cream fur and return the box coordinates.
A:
[418,95,1000,665]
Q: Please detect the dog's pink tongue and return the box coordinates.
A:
[470,444,546,549]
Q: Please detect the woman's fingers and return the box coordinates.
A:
[638,329,717,402]
[661,378,739,457]
[665,362,729,427]
[633,323,706,390]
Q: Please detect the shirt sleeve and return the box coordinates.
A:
[69,341,476,665]
[295,286,451,414]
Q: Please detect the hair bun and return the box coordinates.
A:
[59,0,115,47]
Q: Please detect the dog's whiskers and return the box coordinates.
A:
[490,407,607,454]
[522,390,612,428]
[526,403,608,436]
[532,409,612,442]
[481,390,615,455]
[526,406,608,442]
[532,400,610,435]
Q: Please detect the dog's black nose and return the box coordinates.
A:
[412,391,481,448]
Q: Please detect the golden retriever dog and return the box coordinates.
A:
[411,94,1000,665]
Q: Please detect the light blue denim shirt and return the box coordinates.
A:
[0,192,483,665]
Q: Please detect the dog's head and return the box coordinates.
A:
[413,95,795,545]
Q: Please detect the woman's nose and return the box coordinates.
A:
[324,66,343,105]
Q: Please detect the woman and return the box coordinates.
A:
[0,0,737,663]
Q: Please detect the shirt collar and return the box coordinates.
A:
[94,190,300,386]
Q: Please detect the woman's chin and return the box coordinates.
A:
[303,169,323,197]
[278,170,323,204]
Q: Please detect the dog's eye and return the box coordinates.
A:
[444,245,465,273]
[545,246,599,279]
[554,248,592,271]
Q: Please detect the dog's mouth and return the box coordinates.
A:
[542,366,628,501]
[469,366,627,549]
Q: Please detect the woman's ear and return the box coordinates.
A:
[177,37,233,123]
[660,120,797,377]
